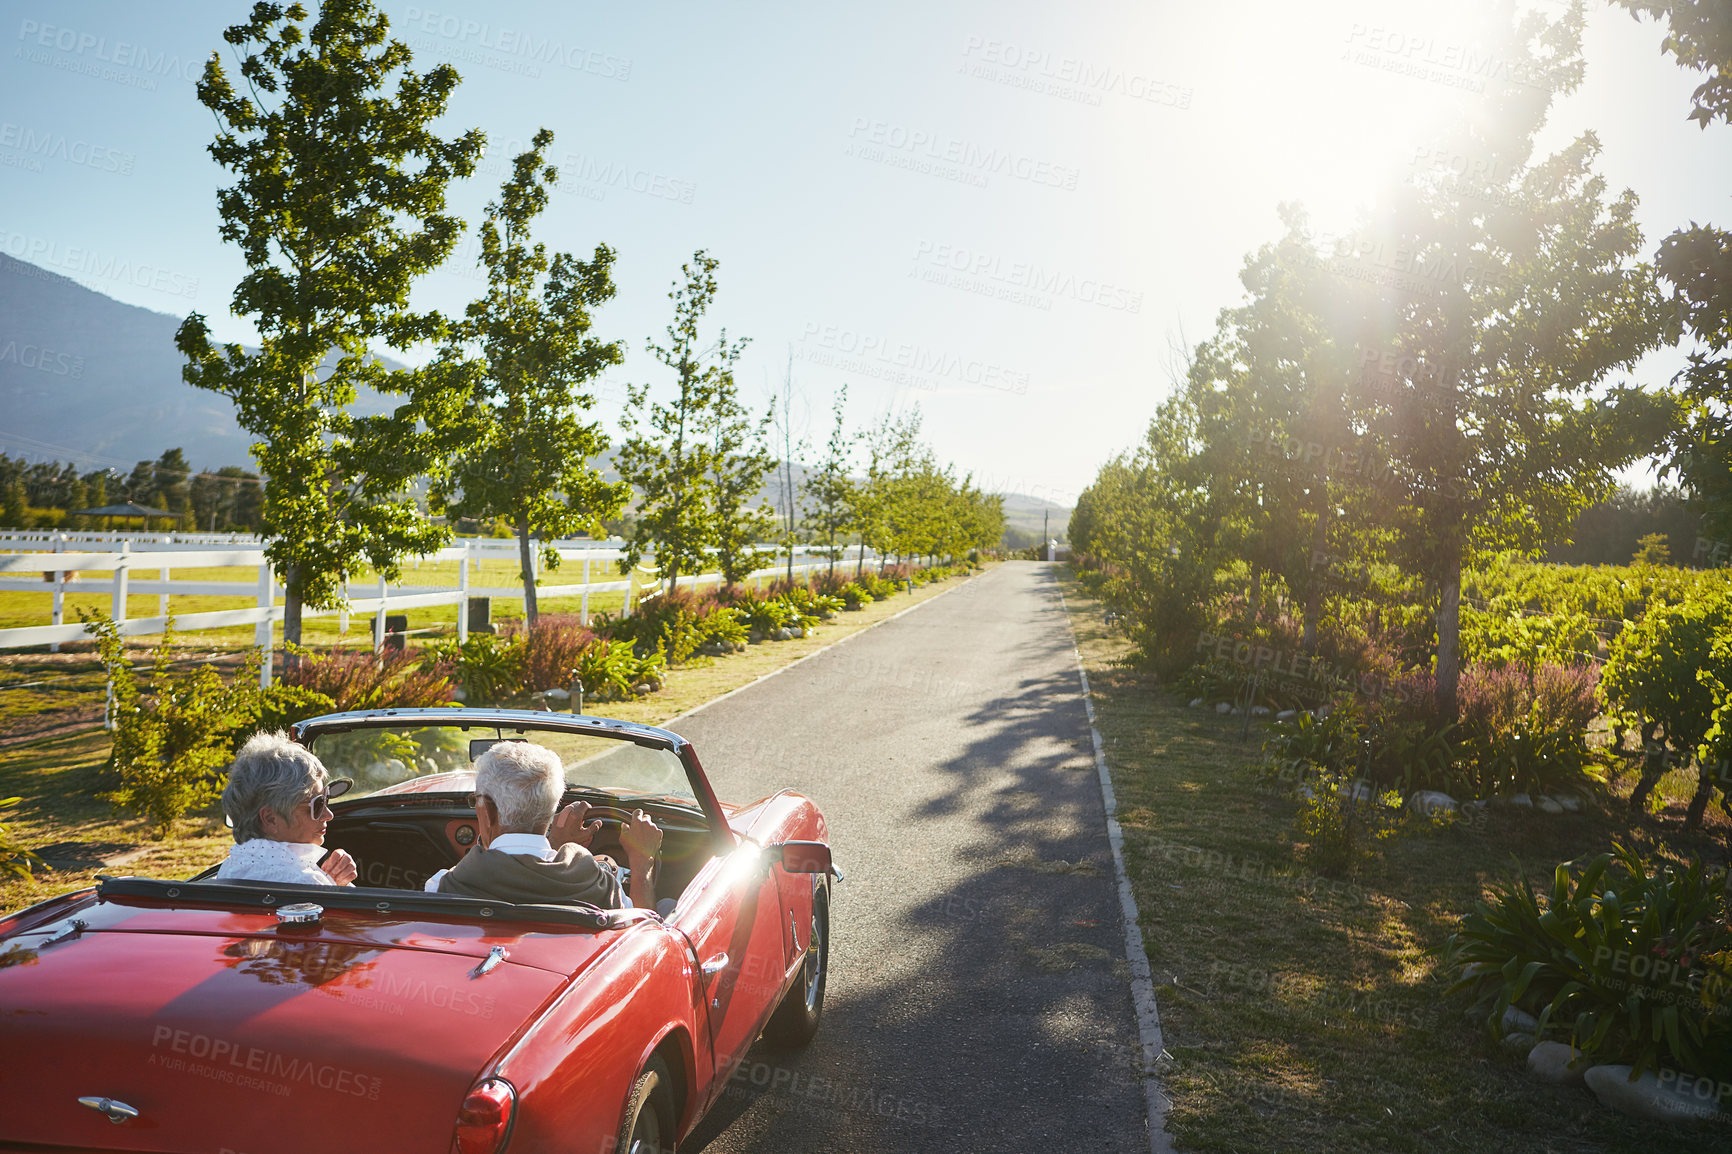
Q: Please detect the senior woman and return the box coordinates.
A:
[215,731,358,886]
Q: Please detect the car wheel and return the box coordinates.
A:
[616,1055,676,1154]
[763,881,828,1049]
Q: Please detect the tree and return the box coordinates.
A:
[618,251,744,592]
[1,476,24,528]
[122,459,157,507]
[707,381,775,586]
[768,350,808,584]
[152,449,192,520]
[1610,2,1732,543]
[432,129,626,624]
[1357,7,1670,719]
[176,0,484,650]
[803,385,856,575]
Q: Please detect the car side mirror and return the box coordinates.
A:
[766,841,833,875]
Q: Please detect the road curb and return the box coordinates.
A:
[1058,585,1176,1154]
[659,570,983,730]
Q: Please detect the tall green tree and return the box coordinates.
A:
[176,0,484,649]
[618,251,741,591]
[1611,1,1732,543]
[432,129,626,624]
[803,385,856,575]
[152,449,192,519]
[707,380,775,586]
[1357,6,1671,719]
[768,350,808,584]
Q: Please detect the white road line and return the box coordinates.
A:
[660,571,982,729]
[1058,584,1176,1154]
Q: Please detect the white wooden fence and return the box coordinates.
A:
[0,535,866,686]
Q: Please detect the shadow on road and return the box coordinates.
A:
[683,565,1150,1154]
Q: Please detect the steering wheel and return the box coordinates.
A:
[578,805,637,827]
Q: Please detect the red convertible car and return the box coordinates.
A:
[0,708,838,1153]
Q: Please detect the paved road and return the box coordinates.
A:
[673,561,1149,1154]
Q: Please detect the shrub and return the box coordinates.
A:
[83,613,260,835]
[245,683,338,742]
[626,646,666,693]
[734,593,796,637]
[1444,844,1732,1082]
[572,639,637,701]
[860,573,900,601]
[281,645,456,711]
[1264,702,1364,777]
[507,614,599,691]
[599,588,720,665]
[424,633,525,706]
[1600,587,1732,825]
[0,797,44,879]
[697,605,748,651]
[838,581,874,609]
[1288,771,1403,876]
[1451,664,1599,799]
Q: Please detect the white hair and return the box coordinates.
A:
[475,741,563,834]
[223,731,328,843]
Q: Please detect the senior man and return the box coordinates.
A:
[215,731,358,886]
[424,740,662,910]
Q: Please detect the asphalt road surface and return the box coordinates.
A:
[674,561,1150,1154]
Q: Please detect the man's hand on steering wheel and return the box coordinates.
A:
[549,800,606,850]
[618,809,662,865]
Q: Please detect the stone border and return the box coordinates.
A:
[1058,586,1177,1154]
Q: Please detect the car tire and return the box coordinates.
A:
[616,1055,676,1154]
[763,880,828,1050]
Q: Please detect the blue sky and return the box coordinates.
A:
[1,0,1726,505]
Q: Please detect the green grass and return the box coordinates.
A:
[1056,568,1732,1154]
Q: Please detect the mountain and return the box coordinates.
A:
[0,254,394,472]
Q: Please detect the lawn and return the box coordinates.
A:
[1055,568,1732,1154]
[0,566,980,916]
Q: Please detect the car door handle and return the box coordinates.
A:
[700,952,729,977]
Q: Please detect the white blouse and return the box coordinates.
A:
[215,839,337,886]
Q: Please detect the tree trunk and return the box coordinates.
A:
[1247,566,1262,630]
[517,515,539,626]
[283,563,303,668]
[1300,487,1330,652]
[1435,546,1463,723]
[854,541,864,579]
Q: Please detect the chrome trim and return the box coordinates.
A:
[288,707,689,756]
[77,1096,139,1124]
[274,902,323,925]
[39,918,86,948]
[469,944,508,979]
[700,952,729,977]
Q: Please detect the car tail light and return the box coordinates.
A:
[452,1078,516,1154]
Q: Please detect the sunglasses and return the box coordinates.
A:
[466,793,491,813]
[305,778,353,821]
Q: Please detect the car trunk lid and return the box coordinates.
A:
[0,900,609,1153]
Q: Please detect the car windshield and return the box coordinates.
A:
[303,722,698,809]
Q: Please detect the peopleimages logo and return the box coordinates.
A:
[910,240,1142,314]
[401,7,631,80]
[149,1026,382,1100]
[0,122,135,175]
[14,19,201,83]
[0,339,84,378]
[958,36,1193,110]
[0,231,199,300]
[796,322,1030,396]
[845,118,1080,191]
